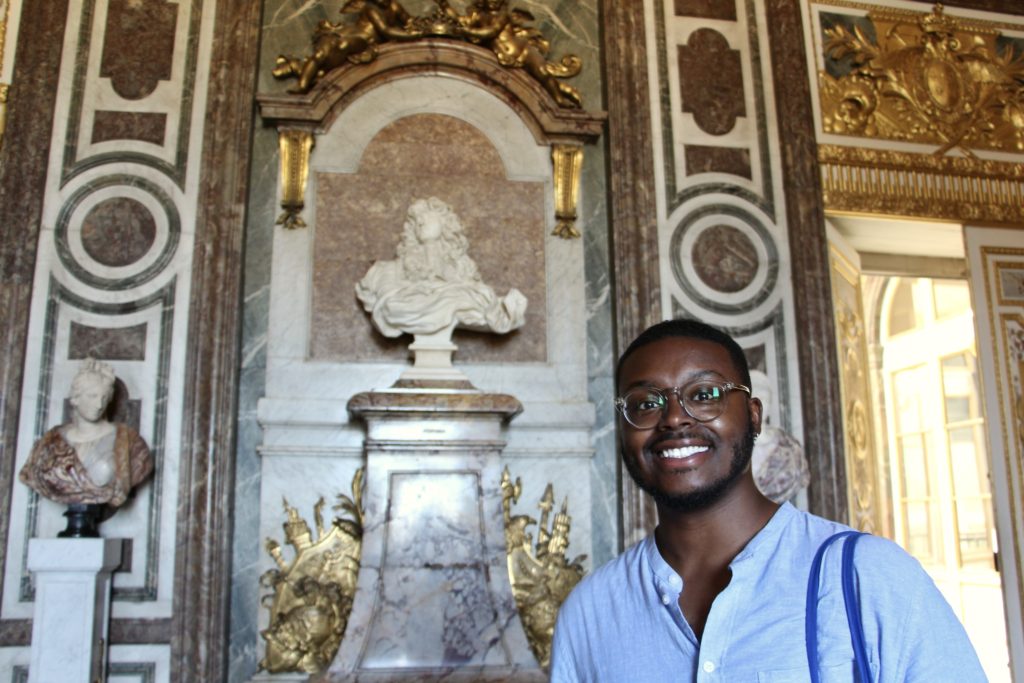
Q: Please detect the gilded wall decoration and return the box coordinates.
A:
[273,0,583,108]
[259,469,364,674]
[819,4,1024,156]
[829,244,886,534]
[501,467,586,670]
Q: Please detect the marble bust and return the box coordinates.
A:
[356,197,527,377]
[750,370,810,503]
[19,359,153,508]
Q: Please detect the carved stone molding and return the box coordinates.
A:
[257,39,605,238]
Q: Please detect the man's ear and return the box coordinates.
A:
[749,397,763,435]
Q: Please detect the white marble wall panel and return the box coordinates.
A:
[3,0,216,629]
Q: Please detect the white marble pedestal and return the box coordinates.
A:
[316,389,545,682]
[26,537,122,683]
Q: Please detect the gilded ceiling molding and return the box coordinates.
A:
[260,30,605,238]
[819,143,1024,222]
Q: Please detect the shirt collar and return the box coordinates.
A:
[644,501,797,591]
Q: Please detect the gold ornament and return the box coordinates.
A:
[258,469,364,674]
[819,4,1024,156]
[501,467,586,670]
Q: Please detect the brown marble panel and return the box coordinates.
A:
[765,0,846,522]
[692,225,758,293]
[80,197,157,266]
[674,0,736,21]
[172,0,261,676]
[68,321,148,360]
[603,0,662,546]
[678,29,745,136]
[0,0,71,644]
[100,0,177,100]
[92,110,167,145]
[311,114,547,364]
[684,144,751,179]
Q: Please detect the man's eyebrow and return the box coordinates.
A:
[619,370,726,392]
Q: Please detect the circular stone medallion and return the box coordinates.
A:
[691,225,759,293]
[80,198,157,267]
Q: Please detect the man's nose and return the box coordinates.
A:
[659,390,695,428]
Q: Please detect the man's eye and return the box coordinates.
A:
[688,384,722,402]
[631,393,664,412]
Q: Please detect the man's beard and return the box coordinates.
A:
[623,420,757,513]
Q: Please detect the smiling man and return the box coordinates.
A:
[550,319,986,682]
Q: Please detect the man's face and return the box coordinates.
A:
[618,337,762,513]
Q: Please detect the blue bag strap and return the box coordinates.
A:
[806,530,870,683]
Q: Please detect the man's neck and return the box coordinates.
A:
[653,479,779,577]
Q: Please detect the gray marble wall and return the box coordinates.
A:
[228,1,613,681]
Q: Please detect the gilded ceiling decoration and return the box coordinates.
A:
[819,4,1024,156]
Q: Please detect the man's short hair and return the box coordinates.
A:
[616,319,752,389]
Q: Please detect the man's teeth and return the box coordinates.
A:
[659,445,708,459]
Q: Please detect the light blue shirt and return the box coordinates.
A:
[551,503,987,682]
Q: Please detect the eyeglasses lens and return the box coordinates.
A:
[622,382,728,427]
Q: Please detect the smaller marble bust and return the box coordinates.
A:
[19,359,153,509]
[750,370,810,504]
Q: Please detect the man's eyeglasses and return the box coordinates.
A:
[614,381,751,429]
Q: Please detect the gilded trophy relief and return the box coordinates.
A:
[258,469,364,674]
[815,4,1024,223]
[501,467,586,670]
[819,4,1024,155]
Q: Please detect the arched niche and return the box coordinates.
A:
[257,39,606,237]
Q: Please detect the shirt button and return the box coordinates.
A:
[703,661,715,673]
[669,575,681,586]
[661,593,671,605]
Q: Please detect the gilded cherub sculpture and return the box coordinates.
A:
[19,359,154,536]
[272,0,422,94]
[273,0,584,108]
[444,0,583,108]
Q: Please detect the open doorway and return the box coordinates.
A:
[829,217,1011,681]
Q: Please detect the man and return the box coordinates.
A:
[550,319,986,681]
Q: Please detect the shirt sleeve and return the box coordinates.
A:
[550,592,583,682]
[855,536,988,682]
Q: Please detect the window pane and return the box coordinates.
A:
[894,367,924,432]
[933,279,971,319]
[905,501,941,562]
[888,279,918,336]
[900,434,929,498]
[949,426,987,498]
[956,497,994,570]
[942,354,980,424]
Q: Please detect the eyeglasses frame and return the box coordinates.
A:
[614,381,752,429]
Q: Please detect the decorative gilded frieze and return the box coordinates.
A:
[259,469,364,674]
[501,467,586,670]
[819,144,1024,223]
[819,4,1024,155]
[273,0,583,108]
